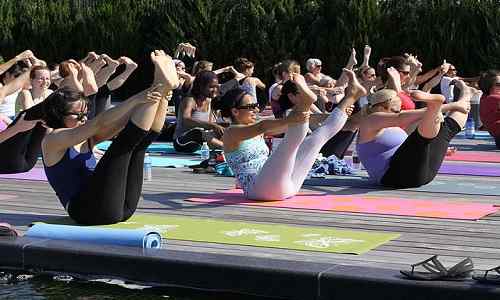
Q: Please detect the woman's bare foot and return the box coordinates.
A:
[346,48,357,69]
[344,68,367,99]
[363,45,371,60]
[151,50,179,91]
[449,80,472,113]
[410,90,445,104]
[101,54,120,68]
[291,73,316,112]
[119,56,138,69]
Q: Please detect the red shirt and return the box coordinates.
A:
[480,94,500,137]
[399,91,416,111]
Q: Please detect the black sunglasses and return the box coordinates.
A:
[236,103,259,110]
[65,111,88,121]
[398,70,410,75]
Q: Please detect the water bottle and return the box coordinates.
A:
[144,153,152,181]
[352,148,361,171]
[200,142,210,161]
[465,117,475,139]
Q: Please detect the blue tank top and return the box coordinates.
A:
[225,136,269,195]
[44,146,97,210]
[356,127,408,183]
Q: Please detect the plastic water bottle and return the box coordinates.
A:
[200,142,210,161]
[352,148,361,171]
[144,153,152,181]
[465,117,475,139]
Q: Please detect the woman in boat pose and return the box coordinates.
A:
[219,69,366,200]
[41,50,179,225]
[356,67,472,188]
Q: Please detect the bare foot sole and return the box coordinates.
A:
[344,68,367,98]
[152,50,179,91]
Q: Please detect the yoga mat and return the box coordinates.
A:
[26,223,162,249]
[188,190,498,220]
[0,168,47,181]
[104,214,399,255]
[151,156,201,168]
[97,141,201,155]
[445,151,500,163]
[304,176,500,197]
[439,162,500,177]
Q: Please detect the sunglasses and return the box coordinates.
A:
[236,103,259,110]
[65,111,88,121]
[398,70,410,76]
[449,68,457,72]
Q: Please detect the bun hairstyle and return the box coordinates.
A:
[43,88,88,129]
[376,56,408,83]
[217,88,250,119]
[478,69,500,96]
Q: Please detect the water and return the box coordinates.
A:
[0,270,275,300]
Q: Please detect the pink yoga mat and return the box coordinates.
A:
[188,189,498,220]
[0,168,47,181]
[445,151,500,163]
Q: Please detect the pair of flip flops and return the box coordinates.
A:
[401,255,500,284]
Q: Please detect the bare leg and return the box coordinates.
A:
[131,50,179,131]
[447,81,472,128]
[410,91,445,139]
[291,69,366,189]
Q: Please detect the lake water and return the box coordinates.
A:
[0,271,275,300]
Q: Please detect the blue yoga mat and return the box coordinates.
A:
[97,141,201,155]
[25,223,162,249]
[151,156,201,168]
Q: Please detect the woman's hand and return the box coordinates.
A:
[14,113,39,132]
[211,123,225,137]
[16,50,34,61]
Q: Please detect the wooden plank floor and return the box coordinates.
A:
[1,136,499,274]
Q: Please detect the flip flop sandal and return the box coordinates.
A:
[400,255,473,281]
[472,266,500,284]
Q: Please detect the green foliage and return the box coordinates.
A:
[1,0,499,94]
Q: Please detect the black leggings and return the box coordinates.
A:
[0,103,47,174]
[320,130,356,159]
[381,117,462,188]
[68,121,158,225]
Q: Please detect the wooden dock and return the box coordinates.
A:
[1,135,500,299]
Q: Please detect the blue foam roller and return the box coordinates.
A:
[25,223,162,249]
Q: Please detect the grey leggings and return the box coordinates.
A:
[248,108,347,200]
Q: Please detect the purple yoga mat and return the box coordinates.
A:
[0,168,47,181]
[439,162,500,177]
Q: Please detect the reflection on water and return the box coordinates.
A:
[0,271,275,300]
